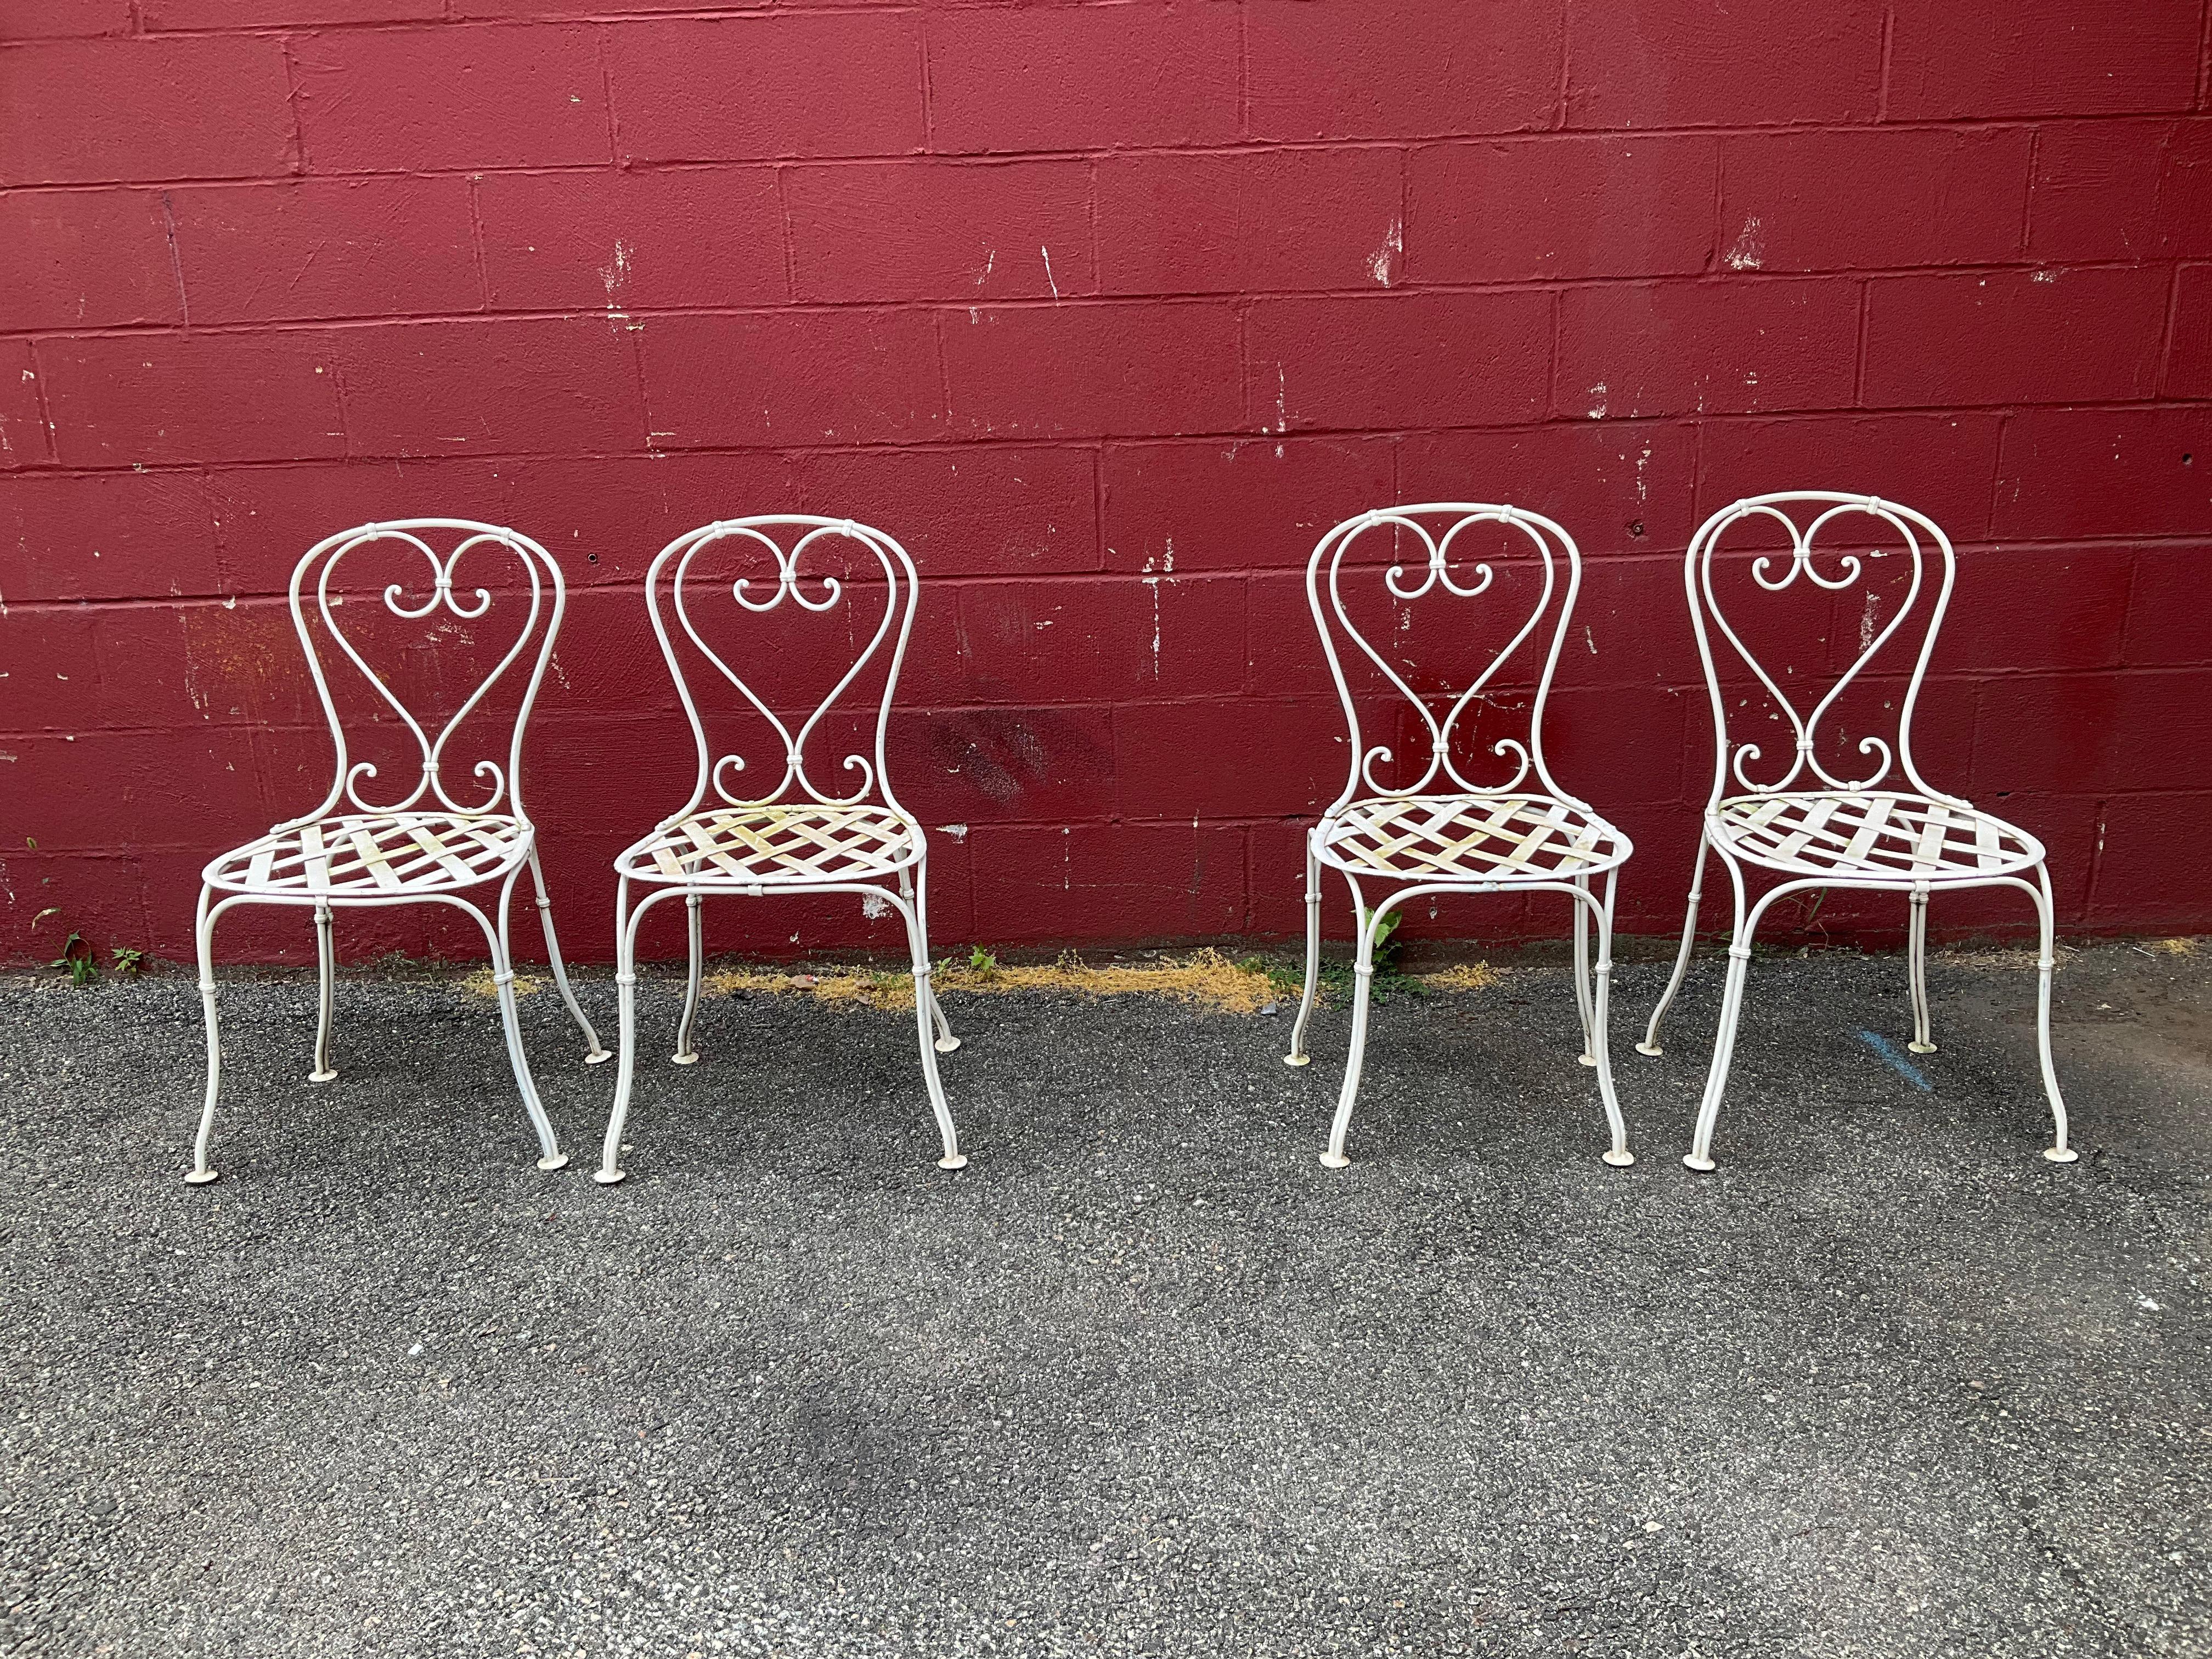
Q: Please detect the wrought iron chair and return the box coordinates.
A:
[594,517,963,1184]
[188,521,608,1184]
[1639,492,2077,1170]
[1284,504,1635,1170]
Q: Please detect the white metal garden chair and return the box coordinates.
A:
[1639,492,2077,1170]
[594,517,963,1184]
[1284,504,1635,1169]
[188,520,608,1184]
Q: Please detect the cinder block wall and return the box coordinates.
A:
[3,0,2208,965]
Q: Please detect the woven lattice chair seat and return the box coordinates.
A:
[616,802,920,888]
[1317,793,1630,884]
[1713,791,2041,882]
[205,812,530,898]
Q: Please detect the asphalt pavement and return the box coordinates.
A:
[2,941,2207,1658]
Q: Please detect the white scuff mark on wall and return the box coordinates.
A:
[2033,269,2057,284]
[1635,442,1652,502]
[1142,542,1174,679]
[1859,591,1881,651]
[1585,625,1597,654]
[1587,382,1607,420]
[1369,218,1402,286]
[1272,365,1288,434]
[1040,245,1059,300]
[1725,217,1763,270]
[936,822,970,842]
[601,239,639,331]
[860,891,889,919]
[976,249,995,286]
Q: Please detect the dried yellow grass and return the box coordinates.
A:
[460,967,540,1000]
[1419,962,1500,992]
[2150,937,2200,957]
[703,947,1277,1015]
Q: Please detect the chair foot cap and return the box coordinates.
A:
[936,1153,968,1171]
[583,1049,613,1066]
[669,1052,700,1066]
[1318,1150,1350,1169]
[1908,1041,1938,1055]
[1683,1154,1718,1172]
[1602,1149,1636,1167]
[1634,1042,1664,1057]
[184,1168,219,1186]
[1578,1053,1599,1068]
[1284,1053,1311,1068]
[934,1036,962,1054]
[309,1069,339,1083]
[592,1167,628,1186]
[2043,1146,2079,1164]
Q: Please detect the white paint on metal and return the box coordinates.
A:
[1638,493,2076,1170]
[185,520,610,1187]
[595,516,965,1184]
[1282,504,1635,1171]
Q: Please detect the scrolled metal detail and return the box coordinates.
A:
[1694,495,1949,799]
[1313,504,1573,809]
[290,522,557,825]
[648,516,920,823]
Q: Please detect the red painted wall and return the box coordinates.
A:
[3,0,2209,966]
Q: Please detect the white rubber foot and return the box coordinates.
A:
[184,1167,219,1186]
[1602,1149,1635,1167]
[584,1049,613,1066]
[309,1068,339,1083]
[670,1052,700,1066]
[1578,1053,1599,1068]
[1634,1041,1663,1057]
[1318,1150,1350,1169]
[1284,1053,1311,1068]
[936,1153,968,1170]
[2044,1146,2080,1164]
[536,1152,571,1172]
[1908,1040,1938,1055]
[934,1036,961,1053]
[1683,1153,1717,1172]
[592,1167,627,1186]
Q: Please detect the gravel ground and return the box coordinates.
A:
[2,941,2207,1659]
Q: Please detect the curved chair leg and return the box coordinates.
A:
[187,884,225,1184]
[910,860,960,1054]
[2029,864,2078,1164]
[596,878,640,1185]
[489,874,566,1172]
[671,891,705,1064]
[1571,875,1598,1066]
[1285,833,1322,1066]
[1587,871,1634,1166]
[1906,884,1936,1054]
[1321,891,1383,1169]
[309,901,339,1083]
[1684,879,1756,1173]
[1639,829,1709,1057]
[529,849,610,1065]
[897,884,966,1169]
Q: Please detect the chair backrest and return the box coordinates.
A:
[283,519,566,830]
[1306,503,1586,815]
[1685,492,1961,808]
[645,516,922,822]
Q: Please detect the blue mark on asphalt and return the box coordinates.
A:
[1858,1030,1932,1091]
